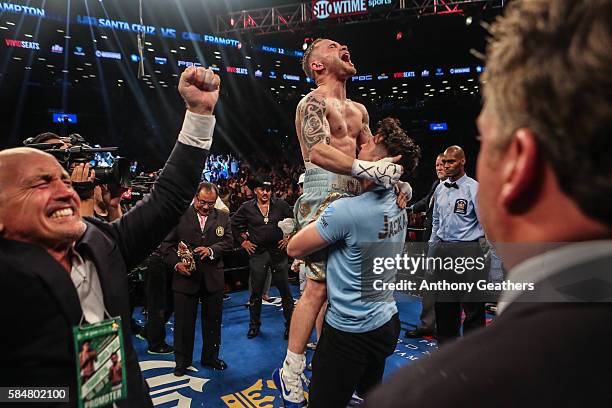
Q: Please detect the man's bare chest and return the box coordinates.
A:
[326,100,362,139]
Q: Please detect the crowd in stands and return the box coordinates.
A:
[205,154,304,213]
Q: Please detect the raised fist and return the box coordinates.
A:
[178,66,221,115]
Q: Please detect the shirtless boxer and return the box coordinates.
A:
[273,38,406,407]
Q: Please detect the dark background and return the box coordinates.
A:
[0,0,504,198]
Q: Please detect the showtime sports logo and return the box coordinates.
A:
[313,0,367,20]
[369,0,392,6]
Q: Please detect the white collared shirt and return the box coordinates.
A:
[70,249,107,323]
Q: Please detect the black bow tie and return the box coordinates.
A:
[444,182,459,189]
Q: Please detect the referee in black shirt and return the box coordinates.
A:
[231,176,295,339]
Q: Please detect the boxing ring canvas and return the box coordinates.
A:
[132,287,469,407]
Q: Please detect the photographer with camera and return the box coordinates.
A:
[0,66,220,407]
[23,132,126,222]
[93,184,124,222]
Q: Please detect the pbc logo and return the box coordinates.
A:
[351,75,372,81]
[178,60,202,68]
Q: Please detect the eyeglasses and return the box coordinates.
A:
[196,199,216,207]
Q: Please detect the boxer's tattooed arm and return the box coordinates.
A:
[357,105,372,149]
[361,110,373,139]
[300,95,331,150]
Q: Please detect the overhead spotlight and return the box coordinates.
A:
[463,4,482,27]
[395,31,403,41]
[302,37,313,51]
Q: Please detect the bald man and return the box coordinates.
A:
[0,66,220,406]
[428,145,486,345]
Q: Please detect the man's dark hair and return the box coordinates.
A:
[375,118,421,174]
[196,182,219,197]
[23,132,61,146]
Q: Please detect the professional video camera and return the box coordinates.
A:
[121,172,159,207]
[24,133,131,188]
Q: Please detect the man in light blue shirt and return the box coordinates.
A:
[430,150,483,243]
[285,118,420,408]
[429,145,486,345]
[314,181,406,334]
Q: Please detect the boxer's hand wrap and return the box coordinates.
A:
[396,181,412,201]
[278,218,297,236]
[351,158,403,188]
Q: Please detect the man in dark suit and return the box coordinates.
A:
[410,153,446,241]
[0,66,220,407]
[162,182,233,376]
[405,153,445,338]
[363,0,612,406]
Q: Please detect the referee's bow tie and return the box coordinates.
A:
[444,182,459,189]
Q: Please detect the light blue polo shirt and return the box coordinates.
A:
[315,187,407,333]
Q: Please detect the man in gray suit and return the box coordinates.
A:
[364,0,612,406]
